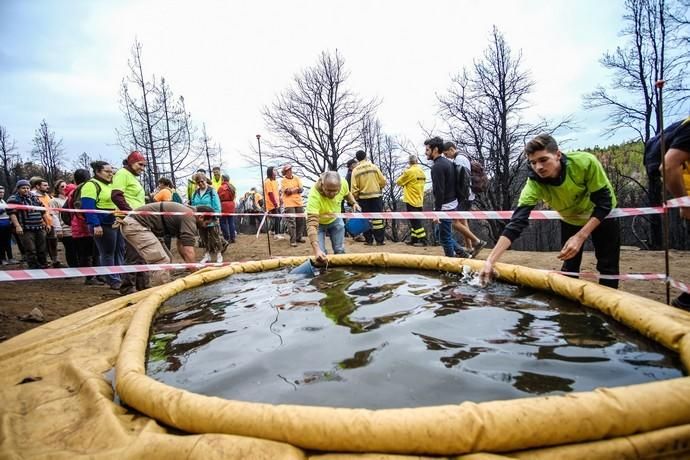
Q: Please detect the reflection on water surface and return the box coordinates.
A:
[147,267,683,408]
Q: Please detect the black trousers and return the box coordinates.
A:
[74,236,96,280]
[406,203,426,243]
[359,197,384,244]
[61,235,79,267]
[560,218,620,289]
[0,224,12,260]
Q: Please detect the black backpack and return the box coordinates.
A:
[455,163,471,202]
[456,154,489,195]
[61,180,101,225]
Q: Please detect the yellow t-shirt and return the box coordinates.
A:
[264,179,279,211]
[306,180,349,225]
[112,168,145,209]
[281,176,303,208]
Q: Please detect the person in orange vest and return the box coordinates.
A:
[280,164,305,247]
[263,166,283,239]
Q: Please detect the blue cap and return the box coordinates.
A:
[16,179,30,188]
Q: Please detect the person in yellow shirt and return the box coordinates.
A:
[396,155,427,246]
[111,151,148,295]
[211,166,223,191]
[351,150,387,245]
[280,164,305,247]
[306,171,360,263]
[263,166,283,239]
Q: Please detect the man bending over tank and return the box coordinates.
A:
[306,171,361,263]
[119,201,216,293]
[479,133,620,289]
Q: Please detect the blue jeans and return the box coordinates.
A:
[439,219,455,257]
[220,216,236,242]
[317,218,345,254]
[93,223,123,286]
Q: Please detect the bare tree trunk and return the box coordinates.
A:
[31,120,64,186]
[161,78,176,185]
[0,125,18,189]
[132,42,159,182]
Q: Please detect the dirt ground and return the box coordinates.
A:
[1,234,688,343]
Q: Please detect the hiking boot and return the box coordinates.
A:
[471,240,487,258]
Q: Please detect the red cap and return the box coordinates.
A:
[127,150,146,165]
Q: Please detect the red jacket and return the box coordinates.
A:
[68,187,91,238]
[217,182,236,214]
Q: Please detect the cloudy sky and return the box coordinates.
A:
[1,0,641,192]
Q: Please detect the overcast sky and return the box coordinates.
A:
[1,0,639,192]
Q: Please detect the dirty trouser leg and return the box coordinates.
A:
[18,231,38,268]
[205,224,225,254]
[120,238,150,293]
[121,218,171,286]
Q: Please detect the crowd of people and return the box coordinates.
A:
[0,124,689,309]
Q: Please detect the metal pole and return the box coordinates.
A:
[256,134,272,257]
[656,80,671,305]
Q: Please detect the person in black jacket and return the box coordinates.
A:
[424,136,460,258]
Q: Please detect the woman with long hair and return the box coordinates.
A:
[49,180,78,267]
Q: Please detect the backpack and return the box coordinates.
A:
[62,180,101,225]
[454,163,471,202]
[457,154,489,194]
[469,159,489,193]
[171,190,183,203]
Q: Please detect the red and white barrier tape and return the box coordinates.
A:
[0,203,676,220]
[0,262,238,282]
[0,262,688,293]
